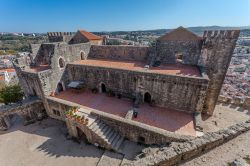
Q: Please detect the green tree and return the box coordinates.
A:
[0,84,24,105]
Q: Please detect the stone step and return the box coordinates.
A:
[114,136,124,151]
[105,130,115,142]
[111,134,121,148]
[92,121,104,131]
[94,123,106,133]
[89,119,100,129]
[108,132,118,144]
[97,125,110,138]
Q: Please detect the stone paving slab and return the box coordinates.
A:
[97,150,124,166]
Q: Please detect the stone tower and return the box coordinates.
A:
[198,30,240,115]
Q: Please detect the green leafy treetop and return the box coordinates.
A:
[0,84,24,105]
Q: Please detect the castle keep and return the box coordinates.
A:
[12,27,239,151]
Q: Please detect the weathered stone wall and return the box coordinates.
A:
[91,111,192,144]
[199,30,240,115]
[47,32,74,43]
[218,95,250,109]
[0,98,46,130]
[88,45,149,61]
[66,64,208,112]
[33,44,55,66]
[129,119,250,166]
[155,40,202,65]
[45,97,193,145]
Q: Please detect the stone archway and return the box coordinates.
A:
[80,51,85,60]
[144,92,151,103]
[76,126,88,142]
[57,82,64,93]
[100,83,106,93]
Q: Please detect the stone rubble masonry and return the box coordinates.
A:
[128,119,250,166]
[0,97,46,130]
[46,96,193,145]
[88,45,149,61]
[218,95,250,109]
[66,64,209,113]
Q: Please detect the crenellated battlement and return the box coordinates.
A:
[47,32,75,37]
[203,30,240,39]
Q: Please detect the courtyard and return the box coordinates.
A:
[54,90,196,136]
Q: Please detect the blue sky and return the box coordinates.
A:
[1,0,250,33]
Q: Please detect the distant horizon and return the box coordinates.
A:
[1,0,250,33]
[1,25,250,34]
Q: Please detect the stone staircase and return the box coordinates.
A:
[88,118,124,152]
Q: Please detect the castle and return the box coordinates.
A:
[12,27,239,152]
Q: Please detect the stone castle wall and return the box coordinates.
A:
[66,64,208,112]
[130,119,250,166]
[45,97,193,145]
[88,45,149,61]
[199,30,240,115]
[0,98,46,130]
[47,32,74,43]
[155,40,202,65]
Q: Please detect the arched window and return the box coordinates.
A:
[144,92,151,103]
[58,58,65,68]
[175,53,183,63]
[80,51,85,60]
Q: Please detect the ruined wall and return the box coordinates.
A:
[88,45,149,61]
[130,119,250,166]
[66,64,208,112]
[37,43,91,97]
[155,40,202,65]
[0,98,46,130]
[198,30,240,115]
[33,44,55,66]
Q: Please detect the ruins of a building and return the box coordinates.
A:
[10,27,239,152]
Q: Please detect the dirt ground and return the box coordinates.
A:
[202,103,250,133]
[0,117,104,166]
[181,103,250,166]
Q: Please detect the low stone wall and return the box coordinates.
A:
[218,95,250,108]
[0,97,46,130]
[91,111,193,144]
[128,119,250,166]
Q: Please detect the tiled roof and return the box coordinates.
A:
[79,30,103,40]
[0,68,15,73]
[158,26,202,41]
[0,75,5,81]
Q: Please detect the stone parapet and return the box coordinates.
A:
[128,119,250,166]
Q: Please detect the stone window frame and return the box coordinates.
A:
[80,50,86,60]
[58,57,65,69]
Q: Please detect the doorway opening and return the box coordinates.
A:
[76,127,88,142]
[101,83,106,93]
[144,92,151,103]
[57,82,64,93]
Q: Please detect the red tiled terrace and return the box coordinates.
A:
[25,65,51,73]
[73,59,201,77]
[54,90,196,136]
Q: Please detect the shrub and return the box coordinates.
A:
[0,84,24,105]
